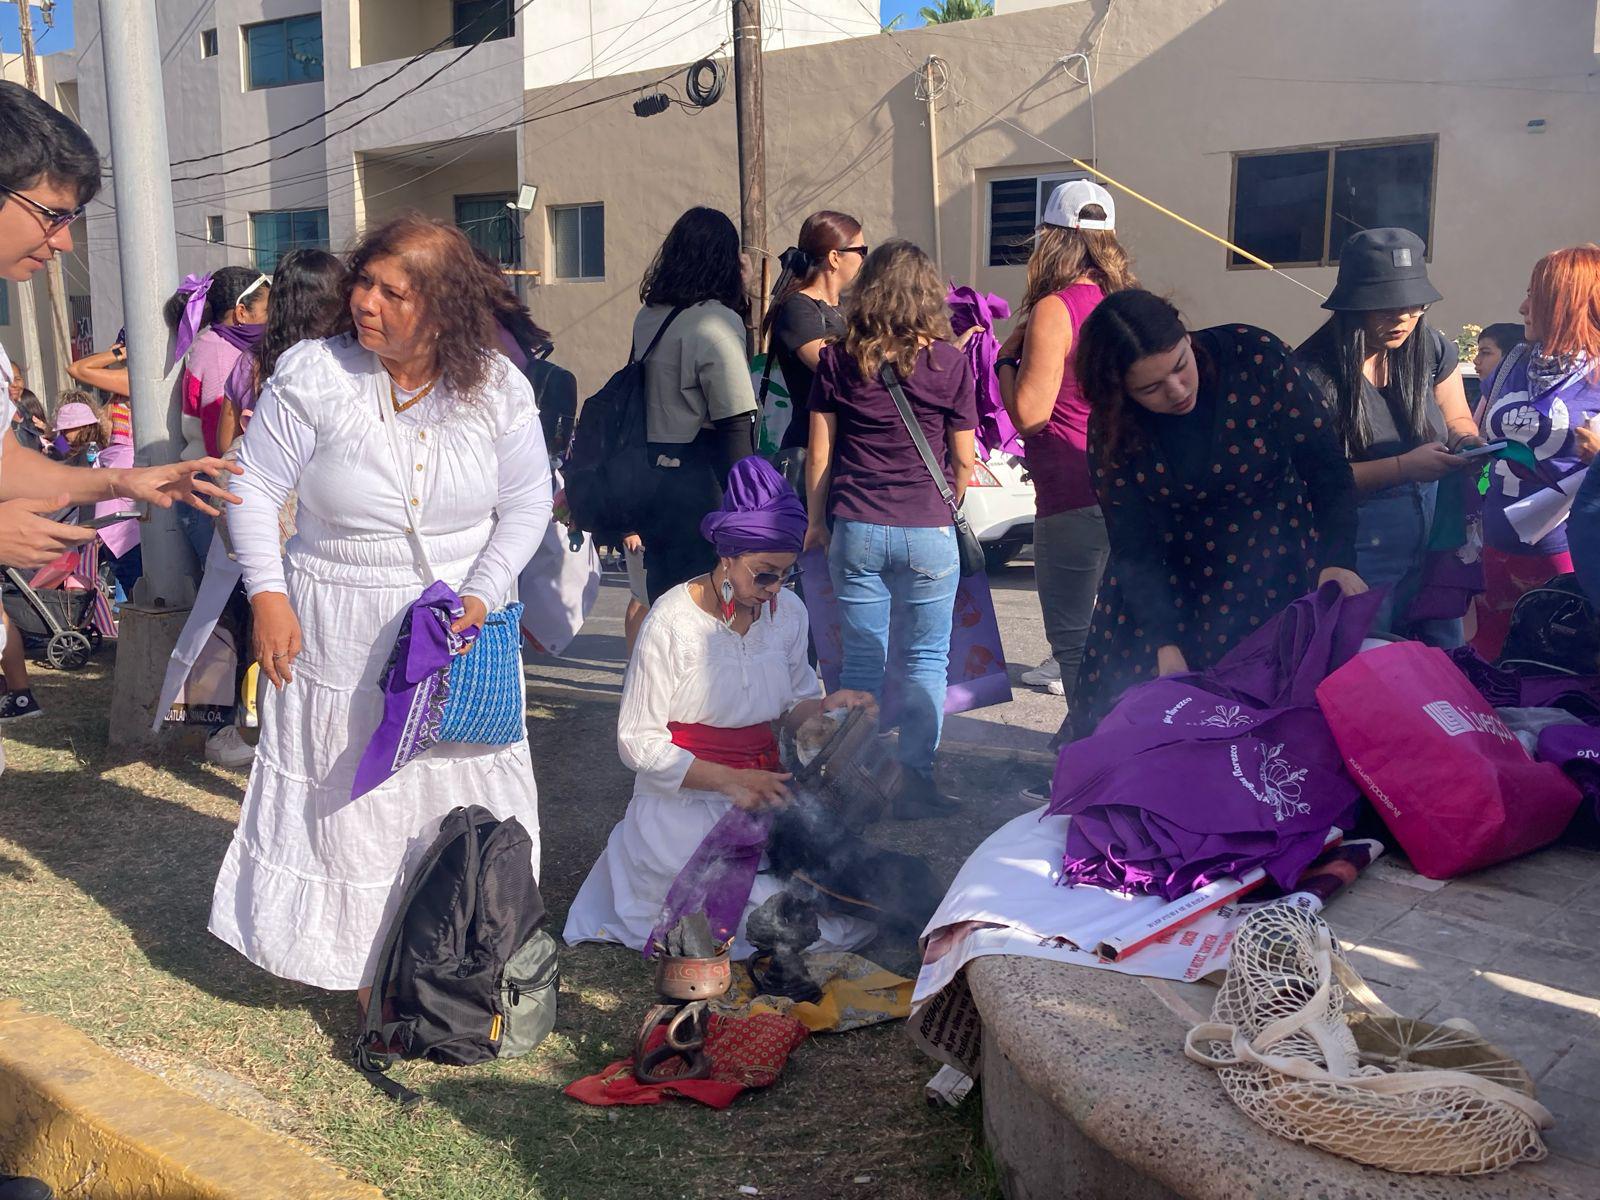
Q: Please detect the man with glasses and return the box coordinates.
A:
[0,81,238,575]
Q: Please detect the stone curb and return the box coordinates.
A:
[0,1000,383,1199]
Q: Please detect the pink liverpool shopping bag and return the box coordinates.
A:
[1315,641,1581,878]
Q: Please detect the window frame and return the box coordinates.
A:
[1226,134,1439,271]
[200,27,219,58]
[0,282,10,327]
[454,192,521,267]
[205,214,225,245]
[983,167,1093,268]
[548,203,605,283]
[242,13,325,91]
[452,0,515,47]
[249,207,331,274]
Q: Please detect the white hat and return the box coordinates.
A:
[1042,179,1116,230]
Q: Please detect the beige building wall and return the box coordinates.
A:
[520,0,1600,397]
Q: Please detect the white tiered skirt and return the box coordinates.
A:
[209,524,540,990]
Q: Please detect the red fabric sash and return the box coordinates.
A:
[668,721,780,772]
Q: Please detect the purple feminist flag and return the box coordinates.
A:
[351,580,466,800]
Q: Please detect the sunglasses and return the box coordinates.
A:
[1375,304,1430,320]
[0,184,85,238]
[838,245,869,258]
[743,562,804,589]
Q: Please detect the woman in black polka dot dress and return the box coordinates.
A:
[1062,290,1364,742]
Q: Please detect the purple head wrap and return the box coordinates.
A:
[171,273,215,363]
[699,455,807,557]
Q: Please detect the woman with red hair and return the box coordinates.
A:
[1472,244,1600,657]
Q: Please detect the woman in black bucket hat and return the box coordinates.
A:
[1295,228,1482,645]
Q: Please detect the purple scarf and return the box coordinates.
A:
[948,283,1020,459]
[351,581,468,801]
[646,807,774,956]
[699,455,807,556]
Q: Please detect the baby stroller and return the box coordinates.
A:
[2,542,117,671]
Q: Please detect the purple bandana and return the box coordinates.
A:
[171,273,215,363]
[351,581,472,800]
[699,455,807,556]
[646,806,775,956]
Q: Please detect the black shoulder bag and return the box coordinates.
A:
[878,363,985,577]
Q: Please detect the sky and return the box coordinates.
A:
[2,1,923,55]
[0,0,72,55]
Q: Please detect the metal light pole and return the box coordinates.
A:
[99,0,199,746]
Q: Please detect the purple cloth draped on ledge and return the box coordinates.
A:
[1047,584,1383,900]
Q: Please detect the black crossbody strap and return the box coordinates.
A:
[632,305,689,366]
[879,363,959,519]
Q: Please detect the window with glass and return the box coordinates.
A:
[549,204,604,281]
[454,193,520,266]
[1229,137,1436,268]
[200,28,219,58]
[250,208,330,273]
[206,214,225,245]
[0,282,10,327]
[453,0,514,46]
[244,14,324,89]
[985,170,1090,266]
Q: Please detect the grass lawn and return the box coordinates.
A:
[0,654,1032,1199]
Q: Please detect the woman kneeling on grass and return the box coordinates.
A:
[565,455,878,957]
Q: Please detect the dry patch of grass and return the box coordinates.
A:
[0,657,1016,1200]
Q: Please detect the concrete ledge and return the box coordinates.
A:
[967,958,1582,1200]
[0,1001,382,1199]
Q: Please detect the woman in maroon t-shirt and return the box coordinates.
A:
[997,181,1137,726]
[804,241,977,817]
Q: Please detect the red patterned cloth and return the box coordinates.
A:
[1470,545,1573,661]
[564,1011,808,1109]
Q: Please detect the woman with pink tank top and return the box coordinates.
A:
[997,181,1136,791]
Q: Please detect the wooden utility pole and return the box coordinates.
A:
[13,0,74,399]
[732,0,766,342]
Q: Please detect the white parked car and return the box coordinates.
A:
[963,449,1036,571]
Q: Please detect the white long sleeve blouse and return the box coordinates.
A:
[228,335,552,605]
[616,585,821,796]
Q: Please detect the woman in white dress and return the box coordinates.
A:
[211,216,553,1002]
[564,456,877,957]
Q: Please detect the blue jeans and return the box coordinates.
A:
[1356,481,1462,648]
[828,519,960,775]
[178,504,214,565]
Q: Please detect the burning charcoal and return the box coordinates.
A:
[666,912,717,959]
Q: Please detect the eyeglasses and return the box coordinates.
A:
[0,184,85,238]
[743,562,803,589]
[1376,304,1430,320]
[838,245,869,258]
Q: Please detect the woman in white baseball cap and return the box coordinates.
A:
[996,180,1135,763]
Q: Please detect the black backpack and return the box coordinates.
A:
[354,805,557,1104]
[1499,573,1600,676]
[563,305,686,536]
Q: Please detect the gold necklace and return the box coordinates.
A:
[390,375,439,415]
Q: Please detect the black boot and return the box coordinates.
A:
[0,1175,54,1200]
[893,769,959,820]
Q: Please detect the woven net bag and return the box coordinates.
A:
[1183,906,1552,1174]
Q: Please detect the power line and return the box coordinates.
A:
[150,0,727,215]
[169,0,538,169]
[169,0,542,184]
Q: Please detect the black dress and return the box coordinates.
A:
[1066,326,1358,740]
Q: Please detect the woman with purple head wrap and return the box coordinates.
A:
[564,456,878,956]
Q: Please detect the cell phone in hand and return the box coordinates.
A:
[73,509,142,531]
[1455,440,1508,459]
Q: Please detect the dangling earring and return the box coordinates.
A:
[719,572,737,626]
